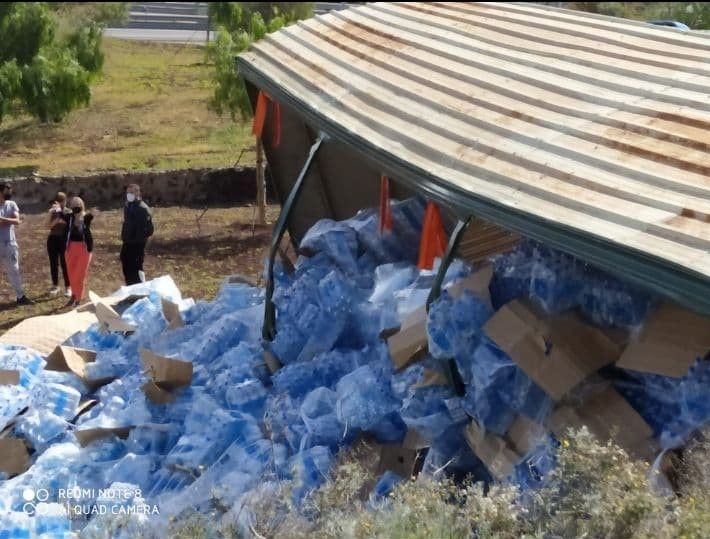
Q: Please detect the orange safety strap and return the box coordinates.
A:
[417,201,448,270]
[378,174,393,233]
[271,100,281,148]
[252,90,269,139]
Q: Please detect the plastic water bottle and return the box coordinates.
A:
[32,383,82,420]
[16,409,68,449]
[225,379,268,419]
[369,470,403,505]
[33,503,71,536]
[290,446,333,504]
[272,349,362,399]
[300,387,343,449]
[335,363,401,432]
[104,453,156,491]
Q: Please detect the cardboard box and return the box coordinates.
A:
[387,312,429,371]
[161,298,184,330]
[443,263,493,309]
[94,302,137,333]
[0,438,30,477]
[74,427,132,447]
[464,420,520,479]
[0,310,98,356]
[139,348,192,404]
[547,386,656,461]
[377,443,423,479]
[484,300,622,400]
[0,369,20,385]
[45,346,115,390]
[617,302,710,377]
[72,399,99,423]
[506,415,548,457]
[387,264,494,371]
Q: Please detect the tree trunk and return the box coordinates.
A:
[256,137,266,225]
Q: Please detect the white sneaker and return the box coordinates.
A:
[64,287,72,298]
[49,287,60,297]
[138,271,146,283]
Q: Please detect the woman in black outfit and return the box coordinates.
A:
[47,192,72,297]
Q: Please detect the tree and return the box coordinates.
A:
[208,2,313,120]
[207,3,313,224]
[0,2,105,125]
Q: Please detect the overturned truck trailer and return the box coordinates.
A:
[237,1,710,324]
[237,2,710,477]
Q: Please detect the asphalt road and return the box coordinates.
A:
[104,28,214,44]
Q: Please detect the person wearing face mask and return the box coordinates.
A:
[0,183,32,306]
[65,197,94,307]
[47,192,72,297]
[120,184,153,285]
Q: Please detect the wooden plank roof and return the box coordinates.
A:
[238,2,710,314]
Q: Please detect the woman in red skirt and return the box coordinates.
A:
[65,197,94,307]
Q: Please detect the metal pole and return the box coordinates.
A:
[426,216,472,310]
[263,132,326,341]
[256,138,266,226]
[425,215,472,397]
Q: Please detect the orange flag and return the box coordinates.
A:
[417,201,448,270]
[378,174,393,233]
[252,90,269,139]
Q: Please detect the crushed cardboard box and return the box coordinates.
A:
[547,386,657,462]
[388,264,493,371]
[0,310,98,356]
[161,298,185,330]
[484,300,622,400]
[74,427,132,447]
[72,399,99,423]
[463,415,551,480]
[0,438,30,477]
[506,415,548,457]
[95,303,137,333]
[139,348,193,404]
[0,369,20,385]
[617,302,710,377]
[45,346,115,390]
[464,419,521,479]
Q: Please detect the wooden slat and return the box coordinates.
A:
[256,35,710,246]
[298,18,710,200]
[245,47,710,276]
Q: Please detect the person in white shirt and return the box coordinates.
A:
[0,183,32,306]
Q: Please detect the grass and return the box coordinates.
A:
[0,38,254,176]
[0,204,281,334]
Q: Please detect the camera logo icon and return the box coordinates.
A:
[21,488,49,516]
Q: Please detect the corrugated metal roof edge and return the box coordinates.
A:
[237,57,710,316]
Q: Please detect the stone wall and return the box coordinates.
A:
[2,167,274,211]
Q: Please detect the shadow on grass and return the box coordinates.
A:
[145,230,272,260]
[0,165,39,178]
[0,295,68,331]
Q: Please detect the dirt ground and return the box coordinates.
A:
[0,204,281,334]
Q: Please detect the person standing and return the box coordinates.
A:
[120,184,153,285]
[47,192,72,297]
[0,183,31,306]
[65,197,94,307]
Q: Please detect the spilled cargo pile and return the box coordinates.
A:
[0,197,708,538]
